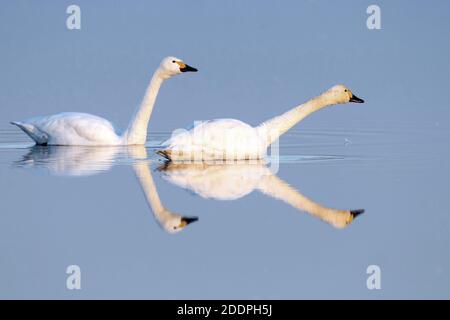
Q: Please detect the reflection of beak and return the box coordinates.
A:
[350,209,365,219]
[349,94,364,103]
[180,64,198,72]
[178,216,199,228]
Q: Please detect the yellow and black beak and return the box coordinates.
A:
[178,216,199,228]
[176,61,198,72]
[350,209,365,220]
[349,93,364,103]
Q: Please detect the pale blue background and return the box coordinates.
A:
[0,0,449,299]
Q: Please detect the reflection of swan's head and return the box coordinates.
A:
[331,209,365,229]
[160,212,198,234]
[159,56,198,78]
[327,85,364,104]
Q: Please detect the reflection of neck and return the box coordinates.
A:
[257,173,353,229]
[160,162,355,229]
[124,69,164,145]
[132,153,175,225]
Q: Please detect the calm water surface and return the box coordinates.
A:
[0,121,449,299]
[1,0,449,300]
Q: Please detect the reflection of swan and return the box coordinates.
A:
[159,85,364,161]
[14,145,119,176]
[159,162,364,229]
[13,145,198,233]
[11,57,197,146]
[131,148,198,234]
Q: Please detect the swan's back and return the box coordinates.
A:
[14,112,121,145]
[163,119,266,160]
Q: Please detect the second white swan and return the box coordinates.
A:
[159,84,364,161]
[11,56,197,146]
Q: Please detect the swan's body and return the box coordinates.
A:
[11,57,197,146]
[162,119,267,160]
[159,85,364,161]
[11,113,122,146]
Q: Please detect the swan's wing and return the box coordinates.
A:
[20,113,121,145]
[162,119,264,160]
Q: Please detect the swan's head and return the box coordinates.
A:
[159,56,198,78]
[161,212,199,234]
[327,85,364,104]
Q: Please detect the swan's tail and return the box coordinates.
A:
[10,121,47,145]
[10,121,29,132]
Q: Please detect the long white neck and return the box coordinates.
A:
[124,69,165,145]
[257,91,335,146]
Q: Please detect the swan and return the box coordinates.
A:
[159,162,364,229]
[10,56,197,146]
[158,84,364,161]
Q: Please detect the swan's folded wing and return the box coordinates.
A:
[29,112,121,145]
[162,119,265,160]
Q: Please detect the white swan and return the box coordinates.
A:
[158,84,364,161]
[159,162,364,229]
[10,56,197,146]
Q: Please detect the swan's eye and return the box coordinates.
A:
[344,89,348,92]
[172,60,176,63]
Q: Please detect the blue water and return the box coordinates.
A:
[1,0,450,299]
[1,121,449,299]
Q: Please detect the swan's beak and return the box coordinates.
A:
[349,94,364,103]
[350,209,365,219]
[177,61,198,73]
[178,216,199,228]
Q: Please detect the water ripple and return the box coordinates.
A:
[0,122,448,173]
